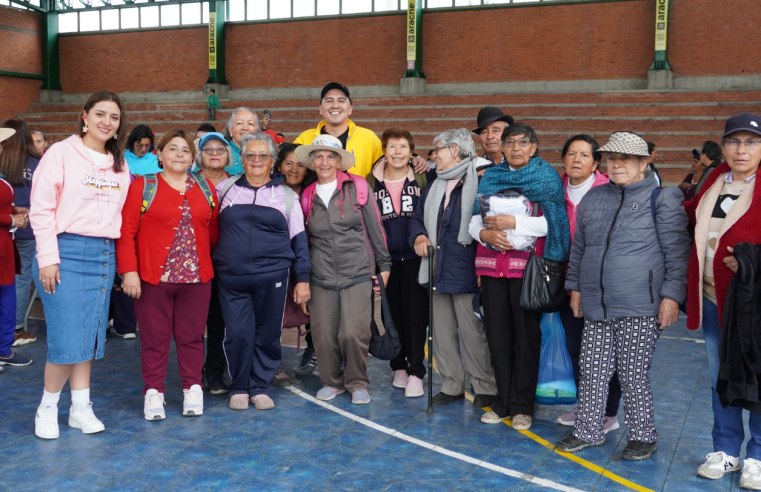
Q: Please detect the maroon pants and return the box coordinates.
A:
[135,281,211,393]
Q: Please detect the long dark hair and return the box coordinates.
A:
[274,143,317,189]
[78,91,127,174]
[0,119,38,186]
[126,124,154,153]
[561,134,602,169]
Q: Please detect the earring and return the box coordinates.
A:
[82,122,88,133]
[114,133,118,140]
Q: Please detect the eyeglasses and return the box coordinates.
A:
[134,143,151,150]
[243,153,271,163]
[430,145,451,155]
[724,138,761,151]
[202,147,227,155]
[504,139,532,148]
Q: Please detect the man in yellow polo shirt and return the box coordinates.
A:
[294,82,382,177]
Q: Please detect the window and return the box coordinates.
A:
[228,0,245,21]
[101,9,120,30]
[121,7,139,28]
[343,0,371,14]
[59,12,79,33]
[181,2,201,24]
[317,0,339,16]
[160,3,180,25]
[140,5,159,27]
[293,0,315,17]
[375,0,398,11]
[247,0,267,20]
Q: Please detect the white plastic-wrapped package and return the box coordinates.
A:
[478,192,537,252]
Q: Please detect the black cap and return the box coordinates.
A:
[692,149,701,159]
[473,107,514,135]
[320,82,352,103]
[722,112,761,138]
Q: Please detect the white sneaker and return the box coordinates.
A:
[182,384,203,416]
[697,451,740,479]
[144,389,166,421]
[35,404,59,439]
[68,402,105,434]
[741,458,761,490]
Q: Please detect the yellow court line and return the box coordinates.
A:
[425,343,653,492]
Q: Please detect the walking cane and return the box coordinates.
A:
[427,245,435,415]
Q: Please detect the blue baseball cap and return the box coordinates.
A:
[198,132,227,149]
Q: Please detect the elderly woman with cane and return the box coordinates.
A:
[409,128,497,408]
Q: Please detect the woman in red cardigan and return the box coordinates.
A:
[686,113,761,487]
[117,129,219,422]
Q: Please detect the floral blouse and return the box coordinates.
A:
[161,176,202,284]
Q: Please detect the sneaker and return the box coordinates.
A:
[251,394,275,410]
[68,402,105,434]
[431,392,465,406]
[512,414,533,431]
[622,440,657,461]
[182,384,203,416]
[351,389,371,405]
[392,370,408,389]
[109,326,136,340]
[13,329,36,346]
[405,375,424,398]
[697,451,740,480]
[272,364,291,387]
[316,386,346,401]
[207,375,229,395]
[481,411,505,424]
[603,415,620,434]
[144,389,166,421]
[35,404,59,439]
[741,458,761,490]
[229,393,249,410]
[295,349,317,377]
[473,394,496,408]
[0,352,33,367]
[556,432,605,453]
[557,404,579,426]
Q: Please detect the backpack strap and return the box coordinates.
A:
[650,187,661,222]
[283,185,294,223]
[191,173,216,211]
[366,172,376,191]
[414,172,428,190]
[218,174,245,205]
[348,173,369,206]
[140,174,159,220]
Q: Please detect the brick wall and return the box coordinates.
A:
[59,27,208,94]
[0,6,43,119]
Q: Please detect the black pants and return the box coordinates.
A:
[204,278,227,379]
[304,324,313,350]
[481,276,542,418]
[109,287,136,335]
[384,258,428,378]
[559,294,621,417]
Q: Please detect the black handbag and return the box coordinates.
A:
[520,253,566,313]
[369,277,401,361]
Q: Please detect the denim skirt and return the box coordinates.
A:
[33,233,116,364]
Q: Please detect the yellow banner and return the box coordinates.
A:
[406,2,416,62]
[209,12,217,70]
[654,0,668,51]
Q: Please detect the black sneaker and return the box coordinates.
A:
[622,440,657,461]
[0,351,33,367]
[295,349,317,377]
[472,394,496,408]
[431,392,465,406]
[556,432,605,453]
[207,375,229,395]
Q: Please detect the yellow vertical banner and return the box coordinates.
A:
[209,12,217,70]
[406,2,416,69]
[654,0,668,51]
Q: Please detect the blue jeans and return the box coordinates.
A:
[14,239,35,327]
[0,283,16,356]
[703,297,761,459]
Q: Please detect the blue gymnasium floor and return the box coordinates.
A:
[0,315,745,492]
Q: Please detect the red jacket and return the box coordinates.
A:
[117,174,219,286]
[0,178,20,285]
[685,162,761,330]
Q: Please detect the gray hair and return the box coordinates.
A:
[240,132,278,161]
[31,130,47,141]
[433,128,477,161]
[308,149,342,163]
[225,107,259,139]
[194,138,234,171]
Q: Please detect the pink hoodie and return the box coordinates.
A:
[30,135,131,268]
[563,170,609,243]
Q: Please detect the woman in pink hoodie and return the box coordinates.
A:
[554,135,621,434]
[29,91,131,440]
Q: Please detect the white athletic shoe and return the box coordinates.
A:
[697,451,740,480]
[144,389,166,421]
[68,402,105,434]
[35,404,59,439]
[741,458,761,490]
[182,384,203,416]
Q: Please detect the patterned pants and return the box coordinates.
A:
[572,316,661,444]
[208,107,216,121]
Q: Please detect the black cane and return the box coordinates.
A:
[426,245,435,415]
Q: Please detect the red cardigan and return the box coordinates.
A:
[0,178,20,285]
[685,162,761,330]
[116,174,219,286]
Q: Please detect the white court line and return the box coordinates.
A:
[285,385,584,492]
[659,336,705,343]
